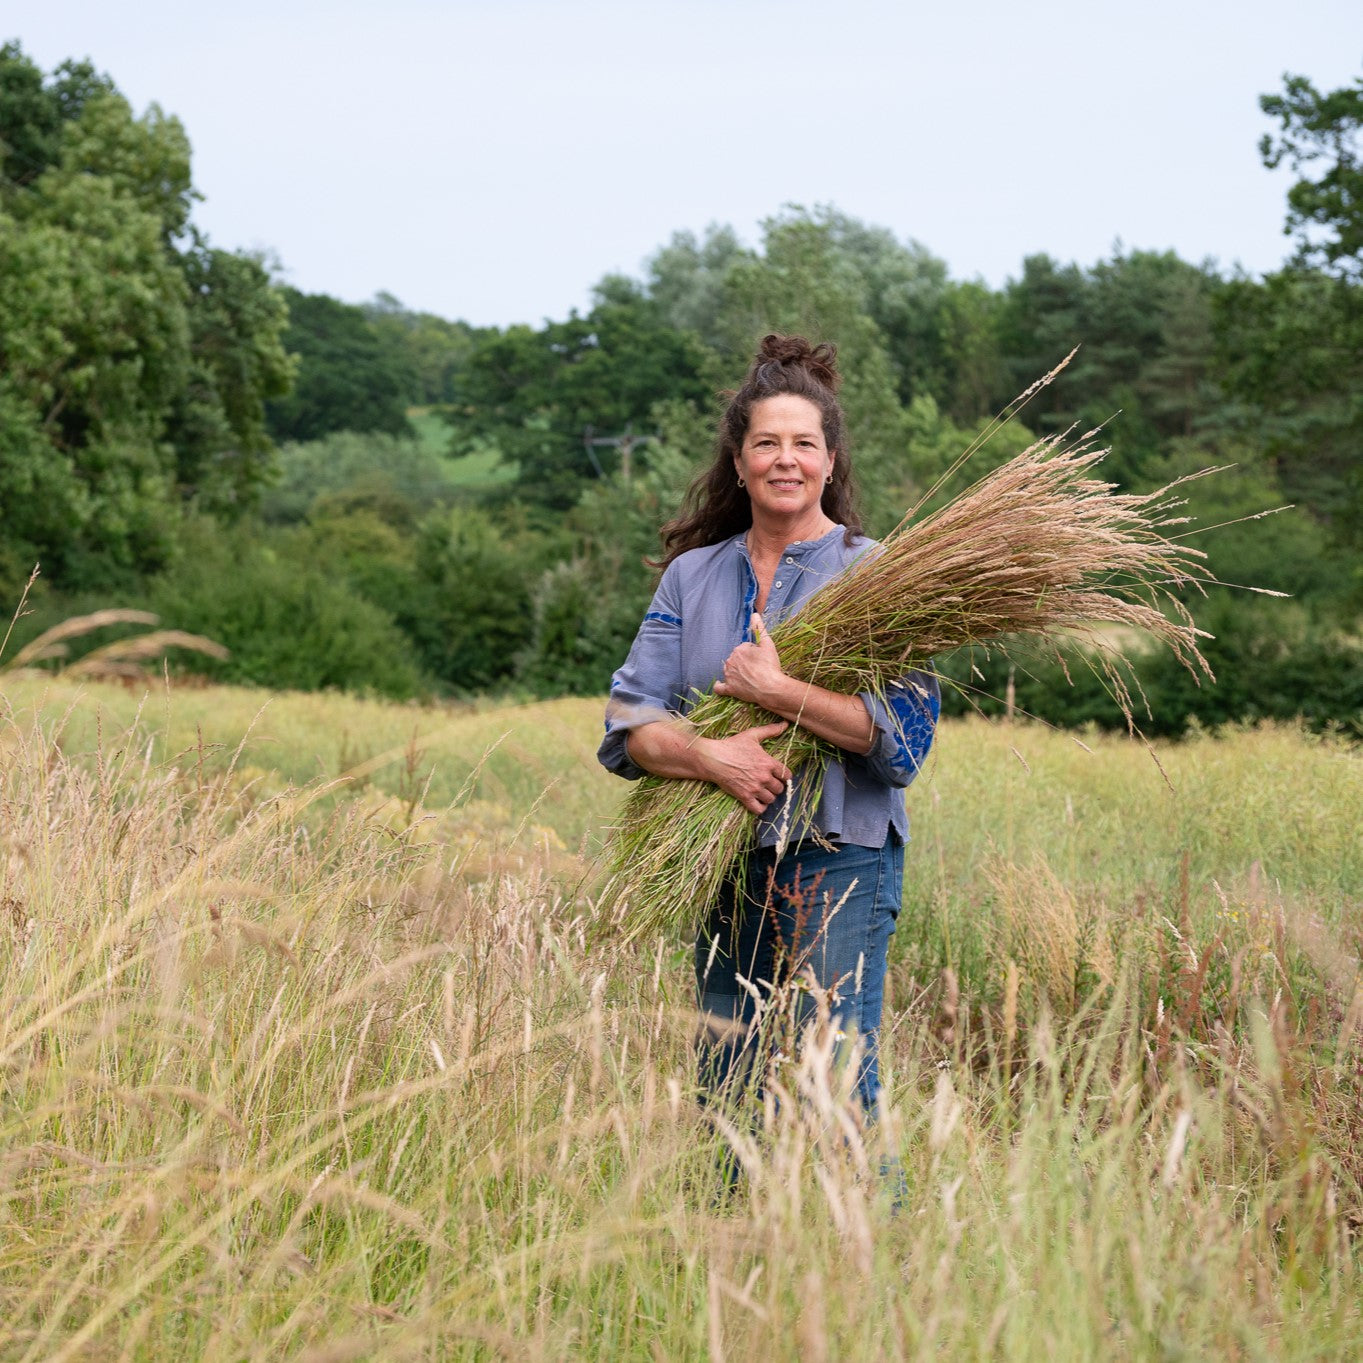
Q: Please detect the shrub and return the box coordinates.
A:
[261,430,458,527]
[147,521,428,697]
[412,505,564,693]
[939,596,1363,738]
[514,554,653,697]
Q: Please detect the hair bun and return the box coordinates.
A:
[756,333,840,393]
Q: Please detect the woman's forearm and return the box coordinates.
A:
[711,612,876,757]
[756,674,876,756]
[625,718,713,780]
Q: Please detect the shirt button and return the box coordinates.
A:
[775,580,783,588]
[785,557,795,564]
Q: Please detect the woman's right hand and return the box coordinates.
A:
[698,721,792,815]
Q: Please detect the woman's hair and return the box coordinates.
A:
[653,333,862,568]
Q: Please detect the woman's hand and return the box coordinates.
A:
[698,720,792,815]
[624,716,792,816]
[713,613,787,706]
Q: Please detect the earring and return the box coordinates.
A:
[825,472,833,484]
[737,476,745,488]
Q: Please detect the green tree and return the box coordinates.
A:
[900,394,1036,508]
[997,250,1224,486]
[266,288,414,442]
[514,400,709,695]
[452,280,712,510]
[261,430,458,526]
[293,508,447,674]
[1260,67,1363,280]
[1214,269,1363,559]
[799,207,953,409]
[1243,67,1363,584]
[996,253,1087,421]
[646,224,753,352]
[0,89,192,583]
[937,280,1006,423]
[362,292,479,407]
[0,45,112,187]
[167,240,293,512]
[146,518,427,697]
[0,44,291,588]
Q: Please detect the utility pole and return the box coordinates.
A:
[582,425,656,485]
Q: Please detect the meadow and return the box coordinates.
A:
[409,408,517,492]
[1,675,1361,1360]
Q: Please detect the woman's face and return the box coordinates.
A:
[735,394,835,527]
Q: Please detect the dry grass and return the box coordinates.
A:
[1,571,228,684]
[985,853,1118,1011]
[0,686,1360,1359]
[0,674,615,856]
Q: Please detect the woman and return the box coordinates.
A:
[597,334,938,1117]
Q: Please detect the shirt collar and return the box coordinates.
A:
[732,524,845,560]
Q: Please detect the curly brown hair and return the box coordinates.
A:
[654,334,863,568]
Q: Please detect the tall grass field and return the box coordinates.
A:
[1,675,1360,1359]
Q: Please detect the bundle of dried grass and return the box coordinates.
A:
[603,426,1220,941]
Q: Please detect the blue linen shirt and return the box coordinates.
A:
[598,525,939,850]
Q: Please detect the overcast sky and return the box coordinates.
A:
[11,2,1361,326]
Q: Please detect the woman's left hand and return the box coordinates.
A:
[714,613,789,707]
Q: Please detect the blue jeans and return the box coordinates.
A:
[694,837,903,1114]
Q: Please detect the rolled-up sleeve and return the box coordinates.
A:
[850,669,940,789]
[597,566,686,781]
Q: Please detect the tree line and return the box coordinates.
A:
[2,42,1361,732]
